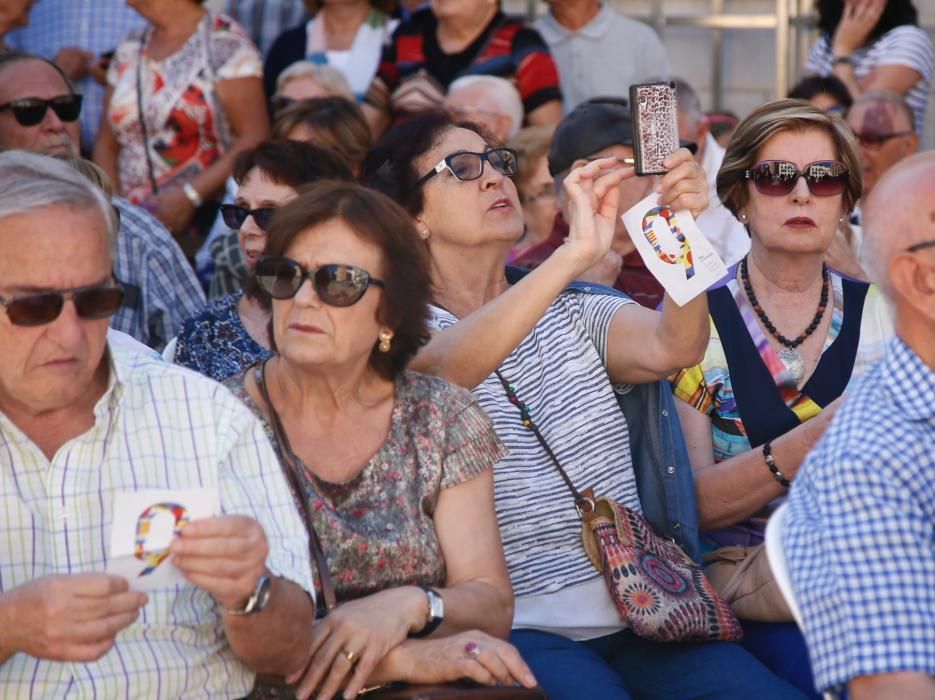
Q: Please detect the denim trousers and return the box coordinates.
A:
[510,628,809,700]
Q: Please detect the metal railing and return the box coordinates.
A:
[520,0,934,126]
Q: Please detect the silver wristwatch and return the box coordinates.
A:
[411,586,444,638]
[220,573,272,616]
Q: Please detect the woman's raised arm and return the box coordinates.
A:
[410,159,628,389]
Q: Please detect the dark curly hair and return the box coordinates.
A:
[262,180,432,381]
[816,0,918,44]
[363,110,493,217]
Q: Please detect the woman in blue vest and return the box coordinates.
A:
[672,99,893,697]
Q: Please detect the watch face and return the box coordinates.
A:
[254,574,272,613]
[427,589,444,619]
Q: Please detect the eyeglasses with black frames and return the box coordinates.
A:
[414,148,519,190]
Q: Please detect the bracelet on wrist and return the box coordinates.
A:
[762,441,791,488]
[832,55,854,66]
[182,181,204,208]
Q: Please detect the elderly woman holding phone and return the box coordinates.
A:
[225,181,538,700]
[365,111,804,698]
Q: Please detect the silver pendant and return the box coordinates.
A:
[778,347,806,384]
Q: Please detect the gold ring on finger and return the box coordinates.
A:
[343,648,358,665]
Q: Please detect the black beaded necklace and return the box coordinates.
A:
[740,257,829,349]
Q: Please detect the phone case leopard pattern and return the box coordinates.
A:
[629,82,679,176]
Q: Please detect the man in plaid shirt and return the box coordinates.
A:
[785,151,935,699]
[0,151,315,698]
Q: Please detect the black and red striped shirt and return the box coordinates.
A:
[365,9,561,122]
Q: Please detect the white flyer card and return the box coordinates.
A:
[621,192,728,306]
[106,488,218,592]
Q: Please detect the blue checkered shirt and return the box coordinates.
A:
[785,337,935,692]
[224,0,309,54]
[112,198,207,351]
[6,0,144,149]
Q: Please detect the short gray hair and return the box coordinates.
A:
[447,75,524,138]
[0,151,118,259]
[673,77,703,130]
[275,60,354,102]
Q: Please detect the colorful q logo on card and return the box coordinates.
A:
[134,503,190,576]
[641,207,696,280]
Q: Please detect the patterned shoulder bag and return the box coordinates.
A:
[494,369,743,642]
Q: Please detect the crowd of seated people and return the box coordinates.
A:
[1,0,933,698]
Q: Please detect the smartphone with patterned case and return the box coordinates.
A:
[629,81,679,176]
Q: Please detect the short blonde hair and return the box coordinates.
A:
[716,98,862,218]
[272,97,372,169]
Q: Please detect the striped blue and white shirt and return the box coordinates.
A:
[785,337,935,692]
[432,290,638,635]
[0,341,313,699]
[806,25,934,135]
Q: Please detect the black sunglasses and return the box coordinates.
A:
[0,281,124,327]
[270,95,297,115]
[414,148,518,189]
[0,94,82,127]
[744,160,849,197]
[220,203,277,231]
[906,239,935,253]
[255,256,384,307]
[853,130,912,149]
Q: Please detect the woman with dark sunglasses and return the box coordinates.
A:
[171,140,353,381]
[670,99,893,696]
[224,181,536,699]
[364,111,810,698]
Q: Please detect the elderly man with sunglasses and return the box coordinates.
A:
[0,151,316,698]
[0,51,205,352]
[784,151,935,700]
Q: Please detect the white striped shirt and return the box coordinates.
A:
[806,25,934,135]
[431,291,639,603]
[0,341,313,699]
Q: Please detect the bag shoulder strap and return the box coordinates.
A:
[253,361,337,613]
[493,369,594,517]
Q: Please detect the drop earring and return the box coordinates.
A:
[378,328,394,353]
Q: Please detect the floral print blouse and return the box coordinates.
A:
[173,292,272,383]
[106,13,262,202]
[225,369,507,602]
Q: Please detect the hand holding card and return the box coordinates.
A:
[169,515,270,612]
[622,192,728,306]
[107,488,218,592]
